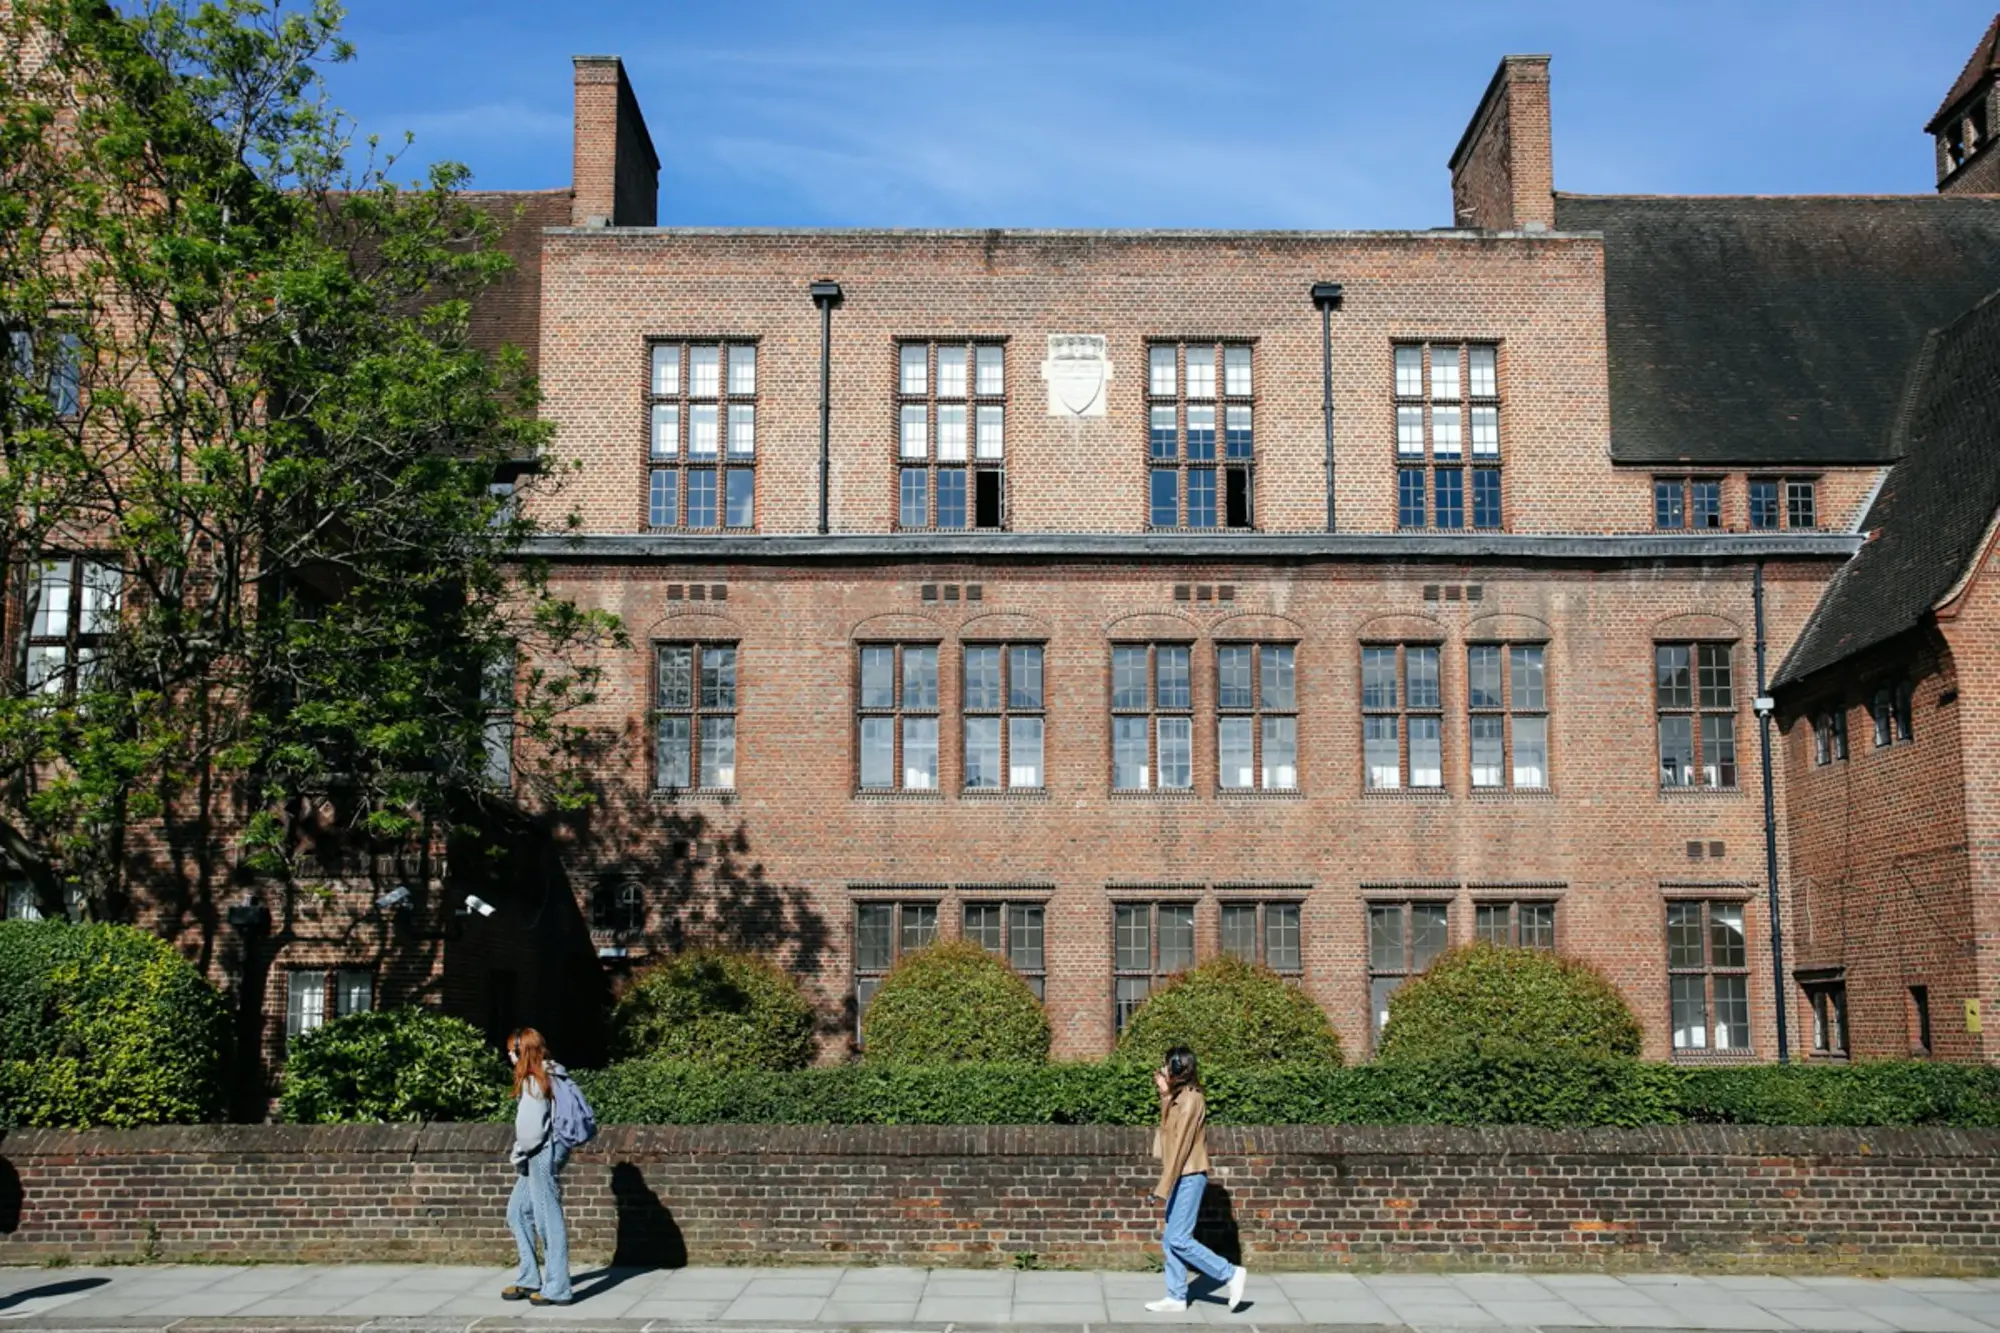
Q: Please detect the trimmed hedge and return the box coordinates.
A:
[861,939,1050,1064]
[0,920,228,1128]
[1378,944,1642,1062]
[577,1054,2000,1128]
[1115,955,1341,1069]
[613,949,816,1070]
[280,1008,511,1124]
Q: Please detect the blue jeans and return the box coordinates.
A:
[507,1143,571,1300]
[1161,1172,1234,1302]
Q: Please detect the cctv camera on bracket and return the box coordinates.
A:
[462,894,496,918]
[374,886,413,912]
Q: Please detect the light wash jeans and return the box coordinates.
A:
[507,1142,571,1301]
[1160,1172,1234,1302]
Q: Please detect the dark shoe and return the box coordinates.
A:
[500,1286,535,1301]
[529,1293,573,1307]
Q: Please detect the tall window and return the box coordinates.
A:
[854,900,938,1035]
[858,644,940,791]
[1147,342,1254,530]
[6,329,81,417]
[1220,901,1301,974]
[1813,707,1848,766]
[647,341,756,530]
[963,644,1044,790]
[1467,644,1548,790]
[898,341,1005,530]
[1653,477,1722,530]
[1871,680,1914,748]
[1217,644,1297,791]
[481,652,515,790]
[1748,477,1818,530]
[1474,900,1555,949]
[1114,901,1195,1032]
[1111,644,1194,791]
[1395,342,1500,531]
[1656,643,1737,788]
[1362,644,1443,790]
[654,643,738,791]
[1668,900,1749,1052]
[1805,980,1848,1058]
[963,900,1046,999]
[24,557,121,698]
[1368,901,1449,1033]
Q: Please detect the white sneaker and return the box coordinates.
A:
[1145,1297,1189,1313]
[1224,1264,1249,1311]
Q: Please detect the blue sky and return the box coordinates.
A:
[329,0,1995,229]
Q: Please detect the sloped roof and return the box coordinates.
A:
[1928,14,2000,133]
[1776,287,2000,687]
[460,190,570,376]
[1553,194,2000,466]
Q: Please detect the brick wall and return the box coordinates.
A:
[2,1123,1996,1273]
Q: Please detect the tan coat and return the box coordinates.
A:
[1150,1086,1212,1200]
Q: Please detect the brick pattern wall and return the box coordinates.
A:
[2,1124,1996,1273]
[1450,57,1555,232]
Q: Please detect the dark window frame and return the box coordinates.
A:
[1362,642,1444,791]
[645,339,758,532]
[1216,642,1298,792]
[22,554,121,700]
[1394,341,1502,532]
[1218,899,1302,974]
[897,340,1007,531]
[962,899,1047,999]
[1146,341,1256,531]
[1908,984,1933,1057]
[1113,899,1197,1033]
[1110,642,1196,792]
[1367,900,1451,1038]
[1804,980,1848,1059]
[1467,642,1550,791]
[1813,705,1848,766]
[1473,899,1556,949]
[857,642,942,792]
[1747,476,1819,531]
[1667,899,1751,1054]
[853,899,939,1040]
[1656,642,1739,789]
[283,966,374,1049]
[652,641,739,792]
[962,642,1045,791]
[1652,476,1724,531]
[1871,679,1915,749]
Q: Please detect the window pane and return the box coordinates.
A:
[937,405,967,462]
[1403,647,1440,711]
[859,716,895,788]
[651,403,679,459]
[1512,715,1548,788]
[1409,716,1442,788]
[1009,646,1043,710]
[935,468,968,528]
[1697,644,1734,709]
[1394,346,1424,398]
[1709,903,1746,969]
[1220,904,1257,962]
[1749,480,1780,530]
[1659,715,1695,786]
[1434,467,1464,528]
[1396,406,1425,457]
[1364,715,1400,789]
[1186,468,1217,527]
[1010,904,1044,972]
[700,645,736,710]
[1186,406,1216,461]
[1159,904,1195,970]
[1372,976,1401,1034]
[648,468,678,527]
[903,646,939,709]
[1429,346,1461,399]
[1149,345,1177,396]
[1362,647,1398,710]
[1468,344,1497,398]
[1475,903,1509,945]
[1113,716,1149,789]
[902,716,939,789]
[856,903,894,971]
[964,716,1002,789]
[1510,646,1546,710]
[860,646,896,709]
[728,344,756,395]
[1470,714,1505,788]
[900,404,928,459]
[657,645,693,710]
[1519,903,1555,950]
[1157,717,1193,789]
[1472,468,1502,528]
[1262,716,1297,790]
[1262,646,1295,711]
[700,716,736,788]
[1112,647,1148,711]
[287,971,328,1039]
[652,343,681,396]
[1671,974,1708,1049]
[1702,714,1738,788]
[25,645,64,695]
[1690,480,1720,529]
[689,345,719,396]
[724,468,754,527]
[1655,480,1685,530]
[1185,345,1215,399]
[976,405,1005,459]
[685,469,717,526]
[1217,646,1254,710]
[1150,469,1179,527]
[1713,976,1750,1050]
[1656,646,1692,708]
[965,902,1003,952]
[902,903,938,951]
[900,344,928,395]
[727,404,755,456]
[337,970,373,1017]
[1224,345,1252,396]
[1666,902,1704,969]
[1468,646,1502,709]
[1265,904,1300,971]
[76,562,118,631]
[975,344,1004,395]
[655,716,691,788]
[1368,904,1404,972]
[1397,468,1426,528]
[31,562,70,638]
[1224,405,1253,460]
[1115,977,1150,1033]
[1410,904,1449,970]
[1787,480,1816,529]
[964,646,1001,711]
[937,347,967,398]
[1218,716,1255,789]
[1115,903,1150,970]
[1431,407,1461,459]
[1150,405,1178,459]
[1008,716,1044,788]
[1156,646,1191,709]
[899,467,928,528]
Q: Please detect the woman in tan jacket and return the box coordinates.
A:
[1146,1046,1247,1314]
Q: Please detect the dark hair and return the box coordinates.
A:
[1163,1045,1200,1093]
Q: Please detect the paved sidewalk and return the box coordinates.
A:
[0,1265,1996,1331]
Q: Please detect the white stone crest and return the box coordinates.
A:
[1041,333,1112,418]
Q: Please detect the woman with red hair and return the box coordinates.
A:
[499,1028,573,1306]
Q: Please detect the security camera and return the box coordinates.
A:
[375,886,412,911]
[464,894,496,918]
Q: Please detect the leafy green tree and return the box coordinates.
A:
[278,1007,510,1123]
[1116,955,1342,1069]
[0,0,619,918]
[1377,943,1642,1062]
[613,949,820,1071]
[860,939,1051,1064]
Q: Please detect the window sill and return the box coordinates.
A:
[1659,785,1743,797]
[960,788,1051,803]
[1668,1048,1759,1065]
[1216,788,1304,801]
[853,789,946,803]
[649,787,738,803]
[1143,526,1258,535]
[1109,788,1200,800]
[1468,787,1556,800]
[1362,788,1450,801]
[1808,1051,1851,1064]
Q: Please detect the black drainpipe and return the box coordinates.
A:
[809,280,843,534]
[1752,562,1791,1063]
[1311,283,1344,530]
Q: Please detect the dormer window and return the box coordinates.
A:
[1946,119,1970,168]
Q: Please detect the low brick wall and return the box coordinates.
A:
[0,1124,1996,1273]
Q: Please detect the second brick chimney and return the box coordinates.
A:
[1448,55,1555,231]
[571,55,660,227]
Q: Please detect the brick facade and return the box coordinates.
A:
[2,1124,1996,1272]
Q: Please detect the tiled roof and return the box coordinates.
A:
[1776,287,2000,687]
[1928,13,2000,133]
[461,190,570,377]
[1553,194,2000,466]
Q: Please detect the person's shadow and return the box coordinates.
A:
[0,1278,111,1311]
[609,1162,685,1270]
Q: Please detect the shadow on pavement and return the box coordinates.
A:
[0,1277,111,1310]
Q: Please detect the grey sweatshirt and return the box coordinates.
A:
[509,1061,570,1164]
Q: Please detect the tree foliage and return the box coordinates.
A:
[278,1006,510,1124]
[1377,944,1643,1062]
[1115,955,1342,1069]
[612,948,819,1071]
[860,939,1051,1064]
[0,0,619,916]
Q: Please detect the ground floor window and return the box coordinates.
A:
[1113,901,1195,1033]
[1218,900,1301,974]
[1803,980,1848,1058]
[963,900,1046,999]
[1367,900,1449,1036]
[284,967,374,1048]
[853,899,938,1038]
[1668,900,1749,1052]
[1473,899,1555,949]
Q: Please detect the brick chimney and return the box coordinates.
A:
[1448,55,1555,231]
[1928,14,2000,194]
[570,55,660,227]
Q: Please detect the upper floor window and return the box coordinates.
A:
[1362,644,1443,791]
[1475,900,1555,949]
[1111,643,1193,791]
[1114,900,1195,1032]
[25,557,121,698]
[1748,477,1817,531]
[1656,643,1737,788]
[1395,342,1500,531]
[7,329,81,418]
[1468,643,1548,789]
[1654,477,1722,531]
[854,899,937,1036]
[858,643,940,791]
[1220,900,1301,974]
[1217,643,1297,791]
[899,341,1005,531]
[1871,680,1914,748]
[963,643,1044,790]
[654,642,738,791]
[1812,707,1847,766]
[648,341,755,530]
[964,900,1046,999]
[1147,342,1253,530]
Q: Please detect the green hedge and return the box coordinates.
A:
[1116,956,1341,1068]
[613,949,817,1070]
[578,1054,2000,1129]
[0,920,228,1128]
[1379,945,1642,1062]
[279,1007,511,1124]
[862,939,1050,1064]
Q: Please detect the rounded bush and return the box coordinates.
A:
[1377,943,1642,1063]
[1116,955,1341,1069]
[279,1007,510,1123]
[0,920,228,1128]
[613,949,817,1070]
[861,939,1051,1064]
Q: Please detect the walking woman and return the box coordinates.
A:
[500,1028,573,1306]
[1147,1046,1247,1314]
